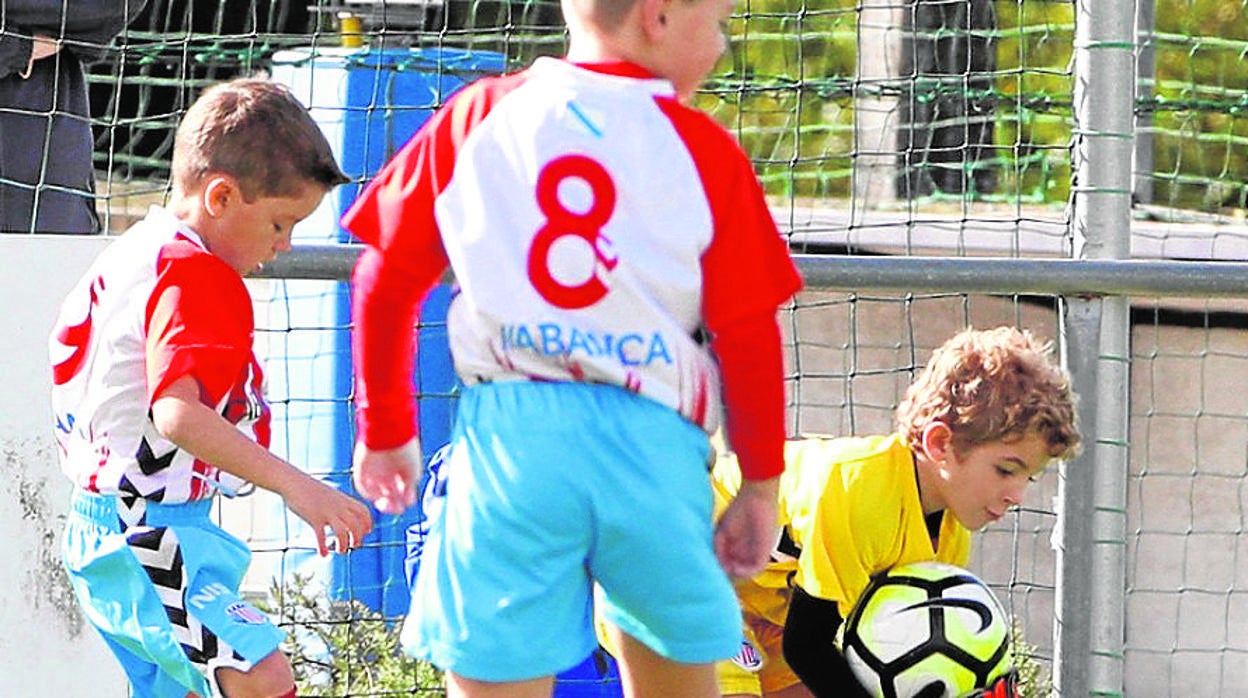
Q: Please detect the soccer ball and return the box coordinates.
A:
[840,561,1013,698]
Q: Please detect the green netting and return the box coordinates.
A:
[0,0,1225,226]
[1149,1,1248,210]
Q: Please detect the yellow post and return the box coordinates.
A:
[338,12,364,49]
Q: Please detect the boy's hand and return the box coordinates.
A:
[353,438,422,515]
[714,476,780,579]
[284,478,374,557]
[31,35,61,61]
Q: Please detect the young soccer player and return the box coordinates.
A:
[343,0,803,694]
[50,77,374,698]
[712,326,1080,698]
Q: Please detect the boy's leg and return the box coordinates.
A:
[444,673,554,698]
[135,499,289,698]
[604,623,719,698]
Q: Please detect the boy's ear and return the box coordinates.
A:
[202,175,239,218]
[639,0,671,41]
[919,421,954,464]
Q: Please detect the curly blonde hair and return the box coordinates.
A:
[896,326,1080,461]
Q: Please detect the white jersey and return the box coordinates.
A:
[440,58,722,427]
[49,207,263,503]
[346,58,801,438]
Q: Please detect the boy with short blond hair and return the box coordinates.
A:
[713,326,1080,698]
[51,77,373,698]
[344,0,803,694]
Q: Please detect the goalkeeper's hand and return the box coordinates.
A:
[958,670,1020,698]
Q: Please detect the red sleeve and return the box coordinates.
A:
[350,247,439,449]
[658,98,803,481]
[145,242,253,407]
[343,76,524,449]
[714,314,787,481]
[342,119,449,449]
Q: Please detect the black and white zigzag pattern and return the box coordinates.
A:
[117,494,149,530]
[125,525,248,696]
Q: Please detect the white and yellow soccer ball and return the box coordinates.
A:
[840,561,1013,698]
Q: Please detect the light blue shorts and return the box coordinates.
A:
[62,491,286,698]
[403,381,742,681]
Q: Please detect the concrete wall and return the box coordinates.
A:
[1,235,125,696]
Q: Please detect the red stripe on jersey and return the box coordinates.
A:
[51,276,105,386]
[568,61,657,79]
[343,72,531,449]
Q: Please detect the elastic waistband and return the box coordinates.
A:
[71,489,213,529]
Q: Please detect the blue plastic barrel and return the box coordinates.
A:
[268,46,504,616]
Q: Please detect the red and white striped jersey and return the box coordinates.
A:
[49,206,266,503]
[346,58,801,441]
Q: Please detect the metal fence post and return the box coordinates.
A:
[1133,0,1157,205]
[1058,1,1132,696]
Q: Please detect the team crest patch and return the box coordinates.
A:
[730,637,764,672]
[225,601,268,625]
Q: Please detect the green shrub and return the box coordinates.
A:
[260,574,445,697]
[260,574,1051,698]
[1012,617,1053,698]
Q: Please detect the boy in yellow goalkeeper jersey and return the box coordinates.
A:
[713,326,1080,698]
